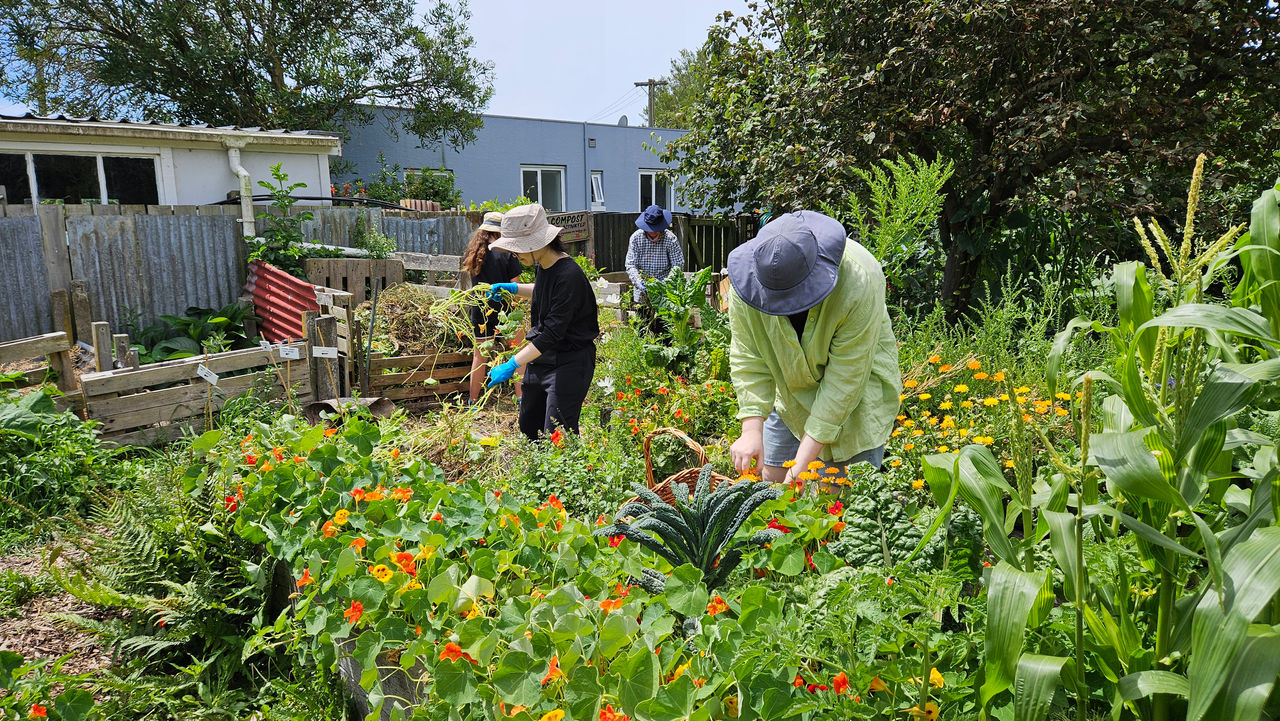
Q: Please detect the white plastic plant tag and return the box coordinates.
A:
[196,364,219,386]
[279,346,301,360]
[259,340,272,350]
[313,346,338,359]
[315,291,333,307]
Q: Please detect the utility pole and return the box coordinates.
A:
[634,78,669,126]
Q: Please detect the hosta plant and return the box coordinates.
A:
[595,464,781,591]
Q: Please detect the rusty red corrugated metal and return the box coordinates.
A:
[245,260,319,342]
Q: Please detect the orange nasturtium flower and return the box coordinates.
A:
[29,703,47,718]
[391,487,412,503]
[350,537,366,551]
[343,600,363,625]
[832,672,850,695]
[371,564,393,582]
[394,551,417,577]
[430,511,444,522]
[351,488,366,502]
[706,596,729,616]
[334,509,350,525]
[542,655,566,684]
[322,521,336,538]
[599,703,630,721]
[296,568,313,587]
[439,642,477,664]
[832,521,847,533]
[599,597,625,613]
[391,448,400,459]
[324,428,338,437]
[868,676,889,693]
[929,667,945,688]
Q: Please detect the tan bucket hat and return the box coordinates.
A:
[490,204,563,254]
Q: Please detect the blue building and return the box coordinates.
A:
[340,110,690,214]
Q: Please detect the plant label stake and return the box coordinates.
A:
[196,364,219,386]
[259,340,272,351]
[279,346,301,360]
[313,346,338,359]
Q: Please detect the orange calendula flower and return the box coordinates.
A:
[322,521,336,538]
[903,379,919,389]
[706,595,729,616]
[781,459,797,468]
[334,509,350,525]
[992,371,1006,382]
[344,600,363,624]
[938,364,953,372]
[832,672,850,695]
[296,568,313,587]
[966,360,981,370]
[912,479,925,490]
[927,354,941,364]
[542,655,566,684]
[371,564,393,582]
[973,371,989,380]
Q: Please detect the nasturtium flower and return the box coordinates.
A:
[767,519,791,534]
[371,564,393,582]
[351,488,366,502]
[29,704,47,718]
[439,642,477,664]
[600,597,625,613]
[600,704,630,721]
[542,655,566,684]
[930,667,945,688]
[224,495,238,512]
[322,521,336,538]
[832,672,850,695]
[430,511,444,522]
[323,428,337,437]
[609,535,624,547]
[350,537,366,551]
[344,600,363,625]
[832,521,847,532]
[827,501,844,515]
[390,448,400,459]
[296,568,313,587]
[391,488,412,503]
[868,676,889,693]
[707,596,729,616]
[538,711,565,721]
[334,509,350,525]
[271,447,284,462]
[244,453,257,466]
[670,659,692,681]
[394,551,417,577]
[907,702,940,720]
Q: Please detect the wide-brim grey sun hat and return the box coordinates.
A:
[636,204,673,232]
[726,210,846,316]
[490,203,563,254]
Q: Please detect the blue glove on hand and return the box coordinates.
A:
[487,283,518,301]
[486,358,520,388]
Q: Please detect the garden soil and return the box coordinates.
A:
[0,549,116,679]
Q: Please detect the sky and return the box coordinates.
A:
[1,0,747,124]
[458,0,747,124]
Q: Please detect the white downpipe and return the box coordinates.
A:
[224,140,256,237]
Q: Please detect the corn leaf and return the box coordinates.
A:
[981,562,1052,710]
[1118,670,1189,701]
[1187,598,1249,721]
[1014,654,1071,721]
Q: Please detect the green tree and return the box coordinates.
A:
[661,1,1280,307]
[642,46,711,130]
[0,0,494,147]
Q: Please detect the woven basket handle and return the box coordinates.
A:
[642,426,708,488]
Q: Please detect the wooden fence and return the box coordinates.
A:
[590,212,758,275]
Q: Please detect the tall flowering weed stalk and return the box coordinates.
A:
[190,415,887,719]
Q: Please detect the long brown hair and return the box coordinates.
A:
[462,228,500,276]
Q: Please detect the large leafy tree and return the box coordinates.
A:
[0,0,494,147]
[643,47,711,130]
[662,1,1280,306]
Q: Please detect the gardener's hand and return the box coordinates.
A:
[730,418,765,475]
[487,283,518,301]
[486,358,520,388]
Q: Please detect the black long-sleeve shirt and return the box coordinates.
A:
[526,256,599,356]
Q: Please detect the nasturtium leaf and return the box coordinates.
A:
[53,688,94,721]
[618,646,659,714]
[565,664,604,721]
[665,564,709,617]
[598,609,640,657]
[432,658,479,705]
[490,651,542,708]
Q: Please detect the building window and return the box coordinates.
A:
[590,171,605,208]
[520,165,565,212]
[639,170,671,210]
[3,152,159,205]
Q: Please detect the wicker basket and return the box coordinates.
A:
[633,427,734,508]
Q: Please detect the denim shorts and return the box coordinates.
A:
[762,409,885,477]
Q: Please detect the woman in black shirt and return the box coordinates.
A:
[485,204,599,440]
[462,212,523,402]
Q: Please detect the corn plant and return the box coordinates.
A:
[923,157,1280,721]
[594,465,782,592]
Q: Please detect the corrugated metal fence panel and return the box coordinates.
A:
[382,215,473,255]
[300,207,379,247]
[246,260,318,341]
[0,216,52,342]
[68,213,242,333]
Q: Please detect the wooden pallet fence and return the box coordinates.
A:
[0,330,79,396]
[397,252,467,289]
[79,343,312,446]
[313,289,361,397]
[305,258,405,305]
[365,351,471,401]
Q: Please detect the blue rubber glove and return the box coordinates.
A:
[487,282,518,301]
[486,358,520,388]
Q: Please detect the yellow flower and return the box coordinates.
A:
[907,702,939,720]
[904,379,919,389]
[937,445,949,452]
[902,419,915,428]
[927,354,941,364]
[671,659,692,681]
[1056,408,1069,416]
[807,460,825,470]
[890,459,902,467]
[976,436,995,445]
[992,371,1006,382]
[960,400,973,409]
[919,393,932,400]
[912,479,924,490]
[417,545,436,560]
[973,371,989,380]
[402,579,422,592]
[940,416,956,429]
[334,509,350,526]
[926,416,939,426]
[930,667,945,688]
[782,460,797,468]
[999,394,1010,401]
[1004,459,1016,468]
[1015,385,1030,394]
[982,397,999,407]
[371,564,393,582]
[966,360,981,370]
[903,443,915,451]
[953,384,968,393]
[1016,396,1027,404]
[891,428,902,437]
[938,401,953,410]
[538,712,565,721]
[910,429,924,436]
[938,364,953,372]
[899,394,906,403]
[957,428,969,438]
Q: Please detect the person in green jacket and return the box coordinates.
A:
[725,210,901,485]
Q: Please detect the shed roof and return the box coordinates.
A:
[0,113,342,151]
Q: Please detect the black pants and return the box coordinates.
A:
[519,346,596,441]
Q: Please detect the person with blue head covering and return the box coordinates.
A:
[625,204,684,333]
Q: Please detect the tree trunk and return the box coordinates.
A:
[938,195,983,316]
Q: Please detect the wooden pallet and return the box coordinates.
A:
[366,351,471,401]
[79,343,312,445]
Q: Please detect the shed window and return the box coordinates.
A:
[103,156,159,205]
[0,153,31,204]
[33,154,99,204]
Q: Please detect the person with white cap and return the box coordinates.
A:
[463,211,523,403]
[485,204,600,440]
[725,210,901,485]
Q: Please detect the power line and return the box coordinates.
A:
[585,87,645,123]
